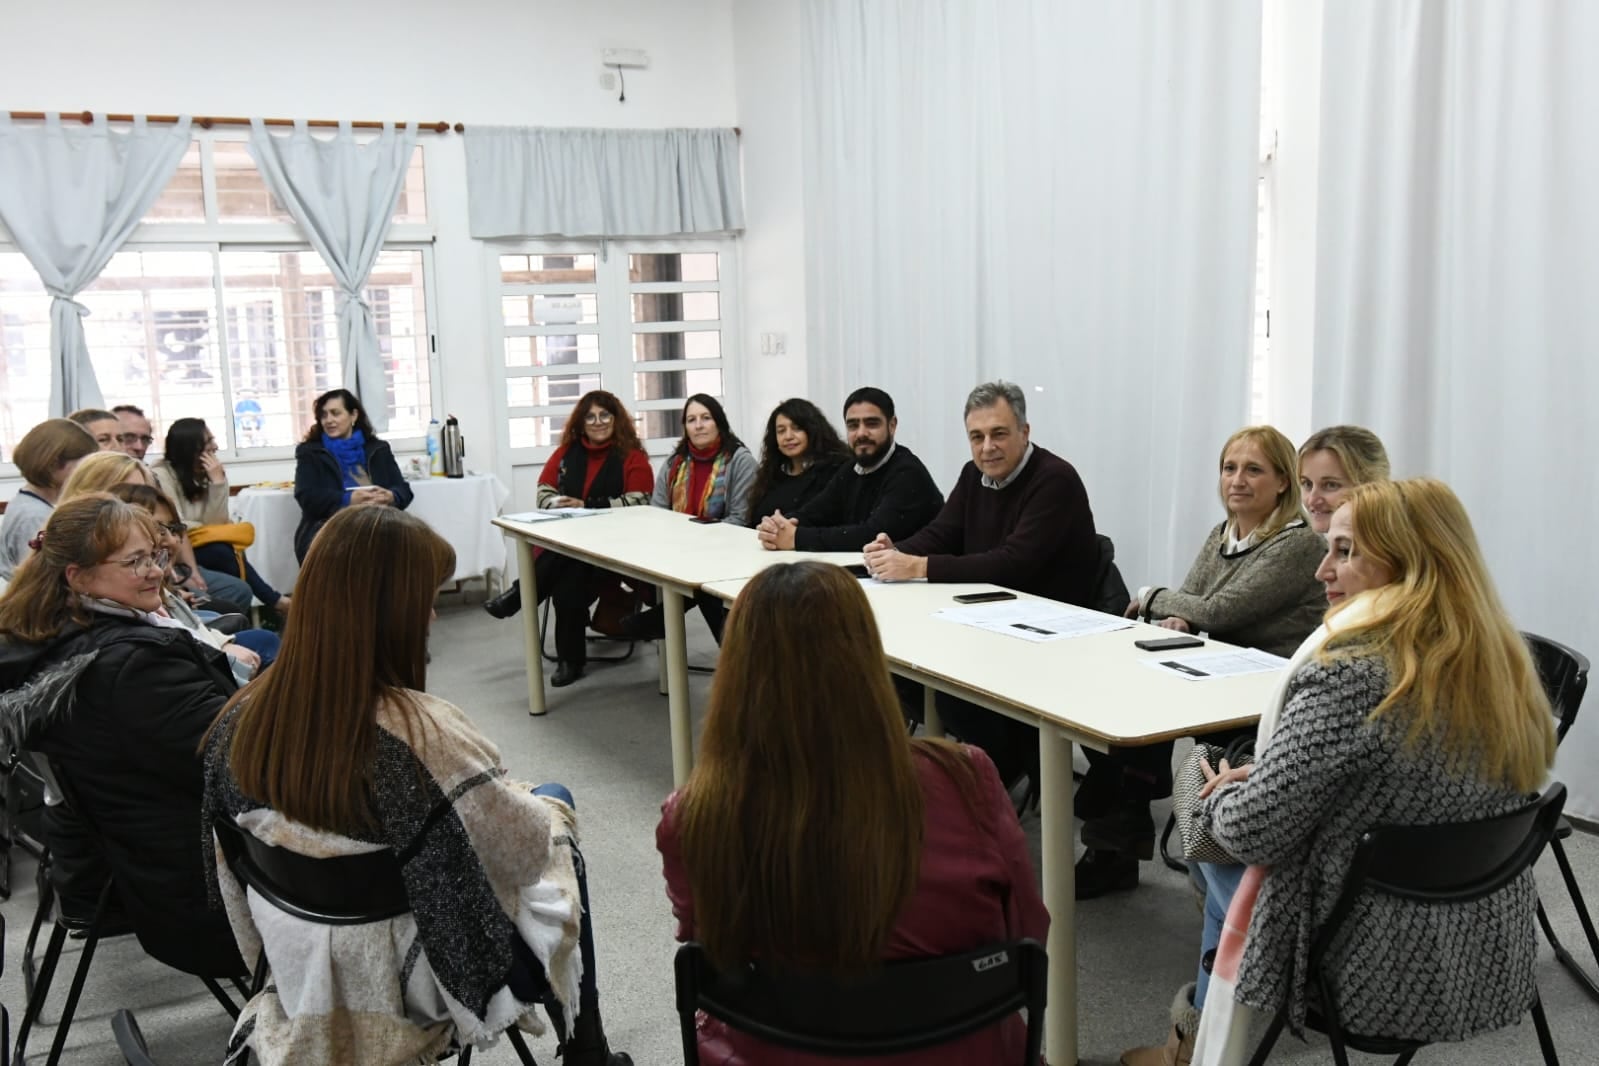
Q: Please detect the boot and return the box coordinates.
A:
[1120,983,1200,1066]
[1075,847,1139,899]
[551,661,585,688]
[484,580,522,619]
[1080,798,1157,860]
[561,1003,633,1066]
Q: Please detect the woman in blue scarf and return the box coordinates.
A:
[292,389,414,562]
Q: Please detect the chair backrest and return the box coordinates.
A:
[1523,631,1590,744]
[674,939,1046,1064]
[211,817,409,925]
[1094,534,1131,616]
[1310,784,1567,967]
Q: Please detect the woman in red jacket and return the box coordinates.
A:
[484,391,653,686]
[657,561,1049,1065]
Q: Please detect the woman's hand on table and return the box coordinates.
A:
[1158,617,1192,633]
[549,495,584,509]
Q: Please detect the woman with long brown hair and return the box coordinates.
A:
[202,506,630,1066]
[483,389,654,686]
[657,561,1048,1065]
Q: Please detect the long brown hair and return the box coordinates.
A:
[1322,479,1555,792]
[673,561,982,972]
[559,389,643,453]
[210,506,456,834]
[0,494,160,643]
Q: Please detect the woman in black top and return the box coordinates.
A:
[749,398,851,524]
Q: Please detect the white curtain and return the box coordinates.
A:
[803,0,1265,589]
[462,127,745,238]
[1310,1,1599,819]
[248,119,417,431]
[0,113,192,415]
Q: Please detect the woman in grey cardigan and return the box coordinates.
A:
[1079,427,1328,895]
[1164,479,1556,1064]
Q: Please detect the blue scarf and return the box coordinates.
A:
[323,429,369,490]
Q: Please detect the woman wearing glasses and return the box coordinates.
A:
[292,388,413,563]
[484,391,654,687]
[155,417,292,616]
[0,494,248,980]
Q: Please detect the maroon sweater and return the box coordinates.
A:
[898,445,1099,605]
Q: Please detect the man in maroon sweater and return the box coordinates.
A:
[864,381,1099,788]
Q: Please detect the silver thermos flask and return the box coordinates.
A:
[441,415,465,478]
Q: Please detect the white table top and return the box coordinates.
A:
[494,507,860,590]
[702,576,1279,749]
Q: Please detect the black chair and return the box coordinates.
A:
[199,817,548,1066]
[1524,631,1599,1004]
[674,939,1046,1064]
[3,910,12,1066]
[1245,784,1568,1066]
[0,747,50,900]
[537,599,636,667]
[1093,533,1131,617]
[12,753,242,1066]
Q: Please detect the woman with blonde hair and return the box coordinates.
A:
[202,506,630,1065]
[1079,426,1329,896]
[0,418,98,581]
[657,561,1048,1066]
[58,449,150,497]
[1163,478,1557,1063]
[1297,425,1391,534]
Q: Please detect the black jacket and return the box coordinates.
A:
[292,435,414,561]
[0,618,245,977]
[791,444,945,551]
[751,455,847,525]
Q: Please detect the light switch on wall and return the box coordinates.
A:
[760,332,788,356]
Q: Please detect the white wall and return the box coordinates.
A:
[0,0,739,510]
[730,0,811,435]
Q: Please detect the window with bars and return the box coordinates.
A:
[0,135,433,461]
[498,242,735,457]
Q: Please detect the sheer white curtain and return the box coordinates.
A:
[802,0,1264,587]
[248,120,417,431]
[0,113,192,415]
[1310,1,1599,819]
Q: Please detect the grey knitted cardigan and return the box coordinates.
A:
[1146,521,1326,658]
[1198,655,1538,1040]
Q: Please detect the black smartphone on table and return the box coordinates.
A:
[1134,634,1205,651]
[953,590,1018,604]
[845,564,871,578]
[690,517,721,524]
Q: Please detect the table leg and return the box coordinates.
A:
[658,642,669,696]
[515,539,546,717]
[663,587,693,787]
[1039,726,1077,1064]
[922,684,944,737]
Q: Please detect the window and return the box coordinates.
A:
[0,134,433,461]
[497,242,736,458]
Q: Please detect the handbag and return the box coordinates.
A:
[1171,735,1255,864]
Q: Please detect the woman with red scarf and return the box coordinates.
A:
[484,391,653,687]
[622,394,756,643]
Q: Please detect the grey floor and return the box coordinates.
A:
[3,599,1596,1065]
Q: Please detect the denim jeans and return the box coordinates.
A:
[229,629,281,669]
[1193,860,1247,1009]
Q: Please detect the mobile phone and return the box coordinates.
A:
[953,590,1018,604]
[690,517,721,525]
[844,564,871,579]
[1134,635,1206,651]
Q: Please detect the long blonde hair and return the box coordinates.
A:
[1322,479,1555,792]
[673,561,981,972]
[1217,425,1307,539]
[59,452,149,500]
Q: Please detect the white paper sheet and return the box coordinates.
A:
[934,599,1135,642]
[1140,648,1287,681]
[502,511,566,523]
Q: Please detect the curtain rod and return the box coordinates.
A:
[7,112,742,136]
[8,111,456,133]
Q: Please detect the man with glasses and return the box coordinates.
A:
[114,405,156,461]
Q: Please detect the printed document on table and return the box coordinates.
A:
[1141,648,1287,681]
[933,600,1134,642]
[502,511,566,523]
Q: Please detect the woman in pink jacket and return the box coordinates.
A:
[657,560,1049,1065]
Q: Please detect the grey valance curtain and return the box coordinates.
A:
[0,113,193,414]
[248,119,418,431]
[463,127,744,238]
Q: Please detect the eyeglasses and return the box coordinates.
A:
[159,521,186,537]
[583,411,616,425]
[103,549,171,575]
[117,433,156,446]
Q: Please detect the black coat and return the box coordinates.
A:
[292,435,414,562]
[0,618,246,977]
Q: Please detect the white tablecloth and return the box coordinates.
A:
[233,474,511,593]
